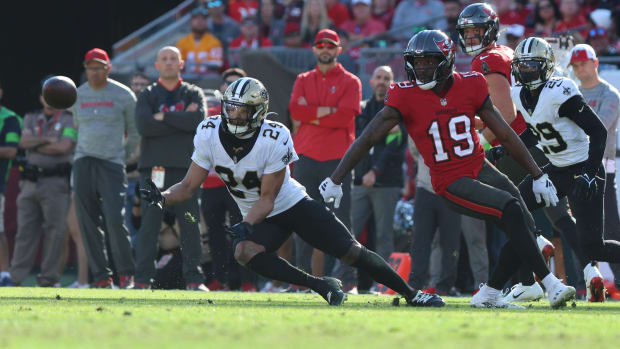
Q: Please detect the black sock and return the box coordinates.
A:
[518,266,536,286]
[352,247,415,299]
[489,240,522,290]
[555,215,587,266]
[246,252,323,291]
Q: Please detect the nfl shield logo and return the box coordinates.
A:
[331,86,337,94]
[440,98,447,106]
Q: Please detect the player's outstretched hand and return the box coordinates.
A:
[485,146,507,166]
[532,173,559,207]
[227,222,253,240]
[319,177,343,208]
[139,178,165,209]
[572,172,598,201]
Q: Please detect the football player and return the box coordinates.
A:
[139,77,444,307]
[457,3,585,302]
[321,30,576,309]
[506,37,620,302]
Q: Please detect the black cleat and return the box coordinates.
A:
[406,290,446,307]
[318,277,347,306]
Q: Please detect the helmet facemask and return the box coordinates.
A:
[455,3,499,57]
[512,59,552,90]
[221,77,269,138]
[457,24,495,56]
[405,53,452,90]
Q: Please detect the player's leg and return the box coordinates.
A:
[603,171,620,292]
[289,197,444,307]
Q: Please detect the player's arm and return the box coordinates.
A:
[480,73,517,144]
[243,168,286,225]
[558,95,607,178]
[477,97,543,178]
[330,106,402,184]
[161,162,210,205]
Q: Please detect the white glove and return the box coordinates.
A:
[319,177,343,208]
[532,173,559,207]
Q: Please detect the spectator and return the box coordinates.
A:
[300,0,333,46]
[530,0,561,37]
[230,16,274,48]
[71,48,139,289]
[228,0,259,22]
[219,68,247,94]
[555,0,588,39]
[505,24,525,50]
[283,22,310,48]
[492,0,530,26]
[260,0,286,46]
[341,0,386,44]
[443,0,462,45]
[334,30,359,75]
[570,43,620,293]
[289,29,361,277]
[205,0,241,48]
[134,46,208,291]
[331,66,405,293]
[372,0,395,29]
[8,84,75,287]
[325,0,351,28]
[176,7,224,75]
[391,0,447,41]
[283,0,305,24]
[587,27,620,68]
[0,81,20,287]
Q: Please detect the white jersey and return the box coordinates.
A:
[511,77,589,167]
[192,116,307,218]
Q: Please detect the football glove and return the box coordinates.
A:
[139,178,165,209]
[227,222,253,240]
[319,177,343,208]
[572,172,598,201]
[532,173,559,207]
[485,146,507,166]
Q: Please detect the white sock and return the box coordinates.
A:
[541,273,561,290]
[0,271,10,279]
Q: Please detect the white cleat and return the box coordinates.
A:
[584,262,606,302]
[503,282,544,302]
[547,282,576,309]
[536,234,555,264]
[471,284,525,309]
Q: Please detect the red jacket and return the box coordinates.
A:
[289,63,361,161]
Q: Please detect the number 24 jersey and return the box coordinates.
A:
[191,116,306,218]
[384,72,488,194]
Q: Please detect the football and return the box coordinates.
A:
[42,76,77,109]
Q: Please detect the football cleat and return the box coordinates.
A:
[119,275,134,289]
[318,277,347,306]
[406,290,446,307]
[91,277,114,289]
[547,282,576,309]
[186,283,210,292]
[584,262,606,302]
[503,282,544,302]
[471,285,525,309]
[0,276,15,287]
[67,281,90,289]
[536,234,555,264]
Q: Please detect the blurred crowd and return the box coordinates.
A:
[1,0,620,298]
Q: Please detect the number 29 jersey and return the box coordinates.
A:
[191,116,307,218]
[384,72,489,194]
[511,77,589,167]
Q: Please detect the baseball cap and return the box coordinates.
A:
[314,29,340,46]
[351,0,371,5]
[84,48,110,65]
[284,22,301,36]
[568,44,597,66]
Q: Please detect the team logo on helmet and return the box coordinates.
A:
[481,7,497,20]
[434,38,454,56]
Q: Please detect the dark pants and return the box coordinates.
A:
[604,172,620,288]
[292,155,352,273]
[136,168,204,285]
[410,187,461,291]
[73,157,134,283]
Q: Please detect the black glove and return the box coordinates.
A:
[485,146,507,165]
[571,172,598,201]
[139,178,165,209]
[227,222,253,240]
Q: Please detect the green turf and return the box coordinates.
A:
[1,288,620,349]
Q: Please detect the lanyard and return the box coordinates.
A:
[37,111,62,136]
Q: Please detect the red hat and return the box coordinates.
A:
[284,22,301,36]
[568,44,597,66]
[314,29,340,45]
[84,48,111,65]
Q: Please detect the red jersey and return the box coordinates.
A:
[384,72,488,194]
[472,44,526,146]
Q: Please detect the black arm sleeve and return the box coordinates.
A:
[558,95,607,178]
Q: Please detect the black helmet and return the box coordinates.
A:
[456,3,499,56]
[403,30,455,90]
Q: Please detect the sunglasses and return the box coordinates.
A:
[314,42,338,49]
[589,28,606,38]
[207,0,222,8]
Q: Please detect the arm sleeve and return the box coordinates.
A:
[190,125,212,170]
[135,90,180,137]
[289,76,319,123]
[373,124,406,175]
[3,116,21,147]
[595,90,620,132]
[124,93,140,160]
[163,88,207,132]
[264,129,299,174]
[518,126,539,148]
[558,94,607,178]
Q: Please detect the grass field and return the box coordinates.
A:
[2,288,620,349]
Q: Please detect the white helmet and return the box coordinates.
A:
[221,77,269,137]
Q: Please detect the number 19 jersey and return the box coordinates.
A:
[191,116,307,218]
[384,72,489,194]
